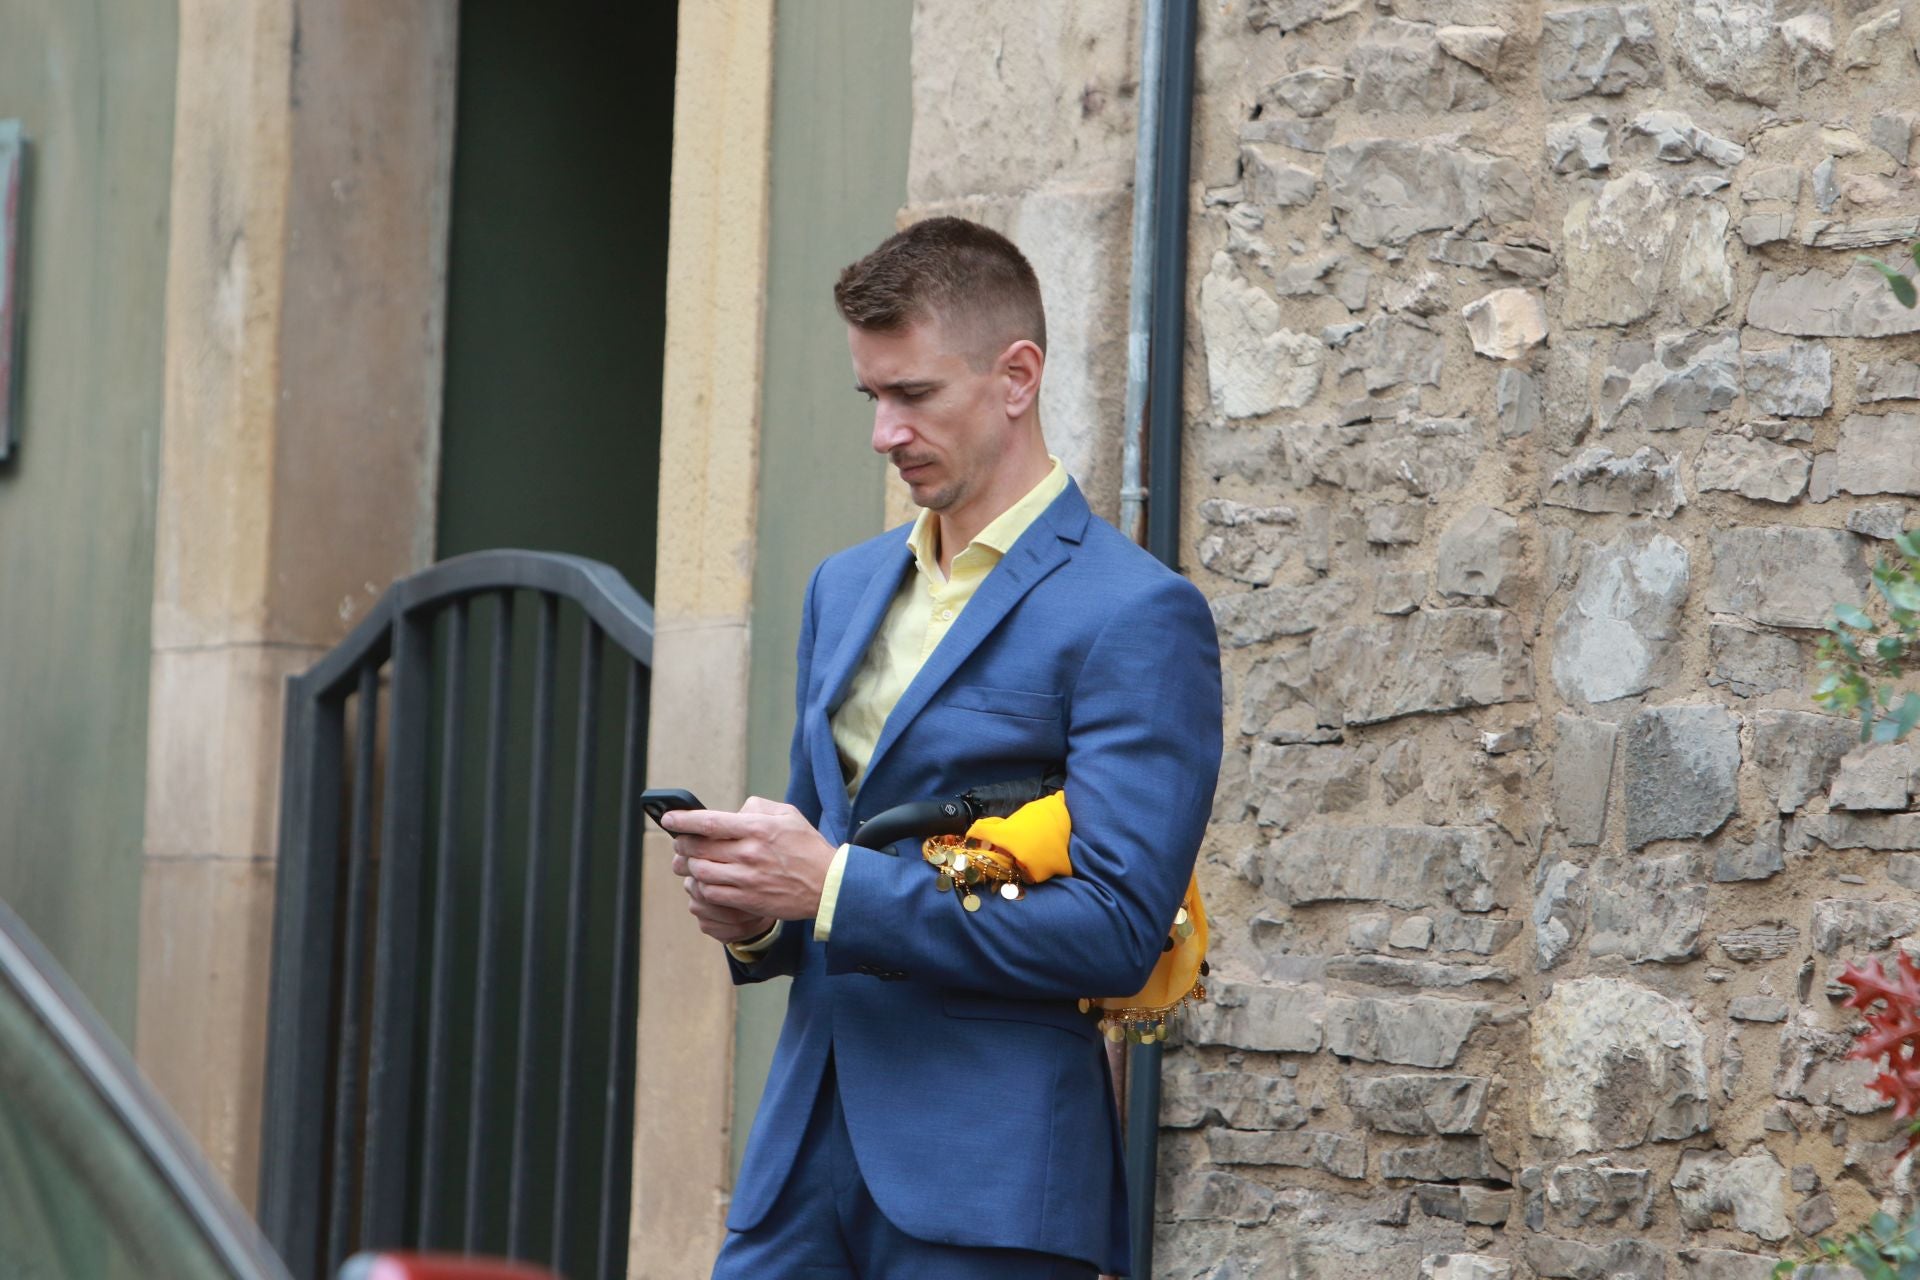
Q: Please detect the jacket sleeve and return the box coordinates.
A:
[726,559,828,986]
[822,574,1224,1000]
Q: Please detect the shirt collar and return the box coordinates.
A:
[907,455,1069,579]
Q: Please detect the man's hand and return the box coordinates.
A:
[665,796,837,940]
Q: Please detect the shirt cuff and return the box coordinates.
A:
[725,921,784,964]
[813,843,851,943]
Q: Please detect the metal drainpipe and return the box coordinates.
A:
[1117,0,1164,548]
[1123,1,1198,1276]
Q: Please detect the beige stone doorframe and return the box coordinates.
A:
[135,0,458,1208]
[627,1,777,1274]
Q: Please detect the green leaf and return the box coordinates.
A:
[1912,240,1920,275]
[1882,635,1910,665]
[1835,603,1877,630]
[1894,691,1920,741]
[1860,254,1920,309]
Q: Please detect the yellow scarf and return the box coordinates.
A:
[961,791,1208,1040]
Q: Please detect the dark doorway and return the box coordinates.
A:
[430,3,674,1275]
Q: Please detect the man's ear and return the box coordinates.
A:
[999,339,1044,418]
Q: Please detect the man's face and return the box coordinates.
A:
[849,314,1007,513]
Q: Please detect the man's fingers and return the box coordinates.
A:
[687,856,749,888]
[740,795,794,817]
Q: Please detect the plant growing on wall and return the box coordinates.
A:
[1861,243,1920,310]
[1774,955,1920,1278]
[1813,531,1920,743]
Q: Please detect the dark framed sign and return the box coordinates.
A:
[0,121,23,466]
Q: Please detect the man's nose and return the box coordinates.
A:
[871,404,913,454]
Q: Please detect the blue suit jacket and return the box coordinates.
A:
[726,477,1223,1275]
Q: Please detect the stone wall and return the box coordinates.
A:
[909,0,1920,1275]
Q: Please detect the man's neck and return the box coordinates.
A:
[933,445,1053,578]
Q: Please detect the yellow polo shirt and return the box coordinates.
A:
[730,455,1069,960]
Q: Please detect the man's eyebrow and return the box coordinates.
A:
[853,378,941,395]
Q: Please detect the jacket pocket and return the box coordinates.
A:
[941,988,1098,1040]
[946,684,1063,721]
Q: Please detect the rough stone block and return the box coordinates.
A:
[1752,710,1858,811]
[1693,434,1811,503]
[1337,314,1446,392]
[1530,976,1711,1152]
[1671,1148,1790,1242]
[1623,705,1740,849]
[1742,342,1832,417]
[1715,922,1799,963]
[1381,1137,1509,1182]
[1526,1236,1669,1280]
[1837,413,1920,497]
[1858,359,1920,404]
[1325,137,1533,250]
[1533,860,1589,970]
[1207,1127,1368,1179]
[1846,502,1909,540]
[1248,742,1371,833]
[1162,1065,1308,1129]
[1350,17,1498,113]
[1344,1074,1491,1135]
[1280,416,1482,499]
[1748,264,1920,338]
[1496,367,1540,438]
[1539,5,1663,99]
[1433,913,1523,956]
[1366,502,1428,546]
[1391,916,1435,950]
[1544,1158,1654,1227]
[1312,608,1532,727]
[1707,623,1803,697]
[1728,996,1788,1023]
[1240,143,1319,208]
[1211,581,1359,647]
[1246,824,1506,912]
[1436,506,1522,603]
[1830,742,1914,811]
[1544,446,1686,517]
[1200,252,1326,419]
[1551,528,1689,704]
[1547,114,1612,173]
[1326,994,1493,1068]
[1675,0,1789,105]
[1713,818,1785,883]
[1809,898,1920,955]
[1552,714,1618,846]
[1705,526,1868,629]
[1598,330,1740,431]
[1167,1170,1278,1224]
[1262,65,1350,117]
[1589,853,1708,962]
[1462,289,1548,360]
[1185,980,1326,1053]
[1424,1250,1512,1277]
[1794,812,1920,850]
[1677,1247,1787,1280]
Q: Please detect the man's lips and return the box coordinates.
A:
[898,461,934,478]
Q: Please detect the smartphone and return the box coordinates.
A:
[640,787,706,834]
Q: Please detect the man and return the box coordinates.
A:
[663,216,1222,1278]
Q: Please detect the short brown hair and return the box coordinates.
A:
[833,216,1047,367]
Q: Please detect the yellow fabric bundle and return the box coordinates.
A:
[960,791,1208,1032]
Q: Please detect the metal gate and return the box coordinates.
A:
[258,551,654,1280]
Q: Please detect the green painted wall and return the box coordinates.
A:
[735,0,913,1175]
[0,2,177,1039]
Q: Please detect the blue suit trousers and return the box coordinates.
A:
[712,1056,1098,1280]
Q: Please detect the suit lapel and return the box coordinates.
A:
[810,537,912,830]
[855,481,1089,800]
